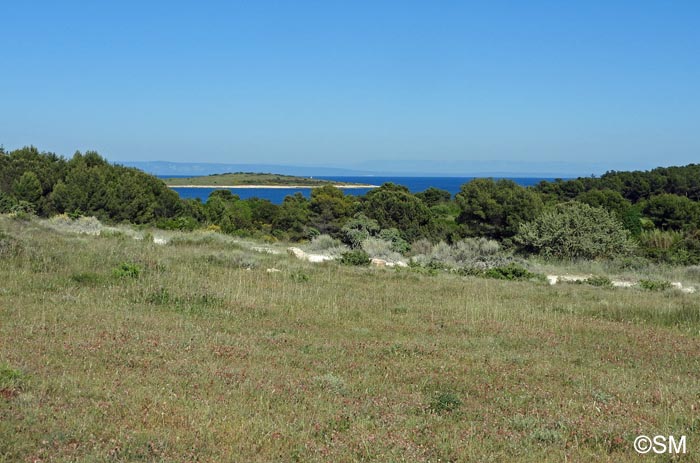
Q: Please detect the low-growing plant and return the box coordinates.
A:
[113,262,142,279]
[638,279,671,291]
[428,389,462,413]
[290,271,310,283]
[483,264,541,281]
[339,249,370,266]
[314,373,347,395]
[70,272,103,285]
[686,265,700,282]
[146,287,173,305]
[306,234,348,257]
[0,364,25,393]
[585,275,613,287]
[390,306,409,315]
[0,231,24,258]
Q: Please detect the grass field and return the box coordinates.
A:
[1,216,699,462]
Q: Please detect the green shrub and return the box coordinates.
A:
[0,364,25,391]
[155,216,199,231]
[339,249,370,266]
[113,262,142,279]
[638,279,671,291]
[585,276,613,287]
[483,264,541,281]
[516,201,635,260]
[428,390,462,413]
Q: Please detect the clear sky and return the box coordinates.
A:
[1,1,698,174]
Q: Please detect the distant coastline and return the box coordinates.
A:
[167,183,379,189]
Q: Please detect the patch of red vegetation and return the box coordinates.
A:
[0,387,18,400]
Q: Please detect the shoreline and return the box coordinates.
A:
[167,184,379,189]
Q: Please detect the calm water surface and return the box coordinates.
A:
[168,176,561,204]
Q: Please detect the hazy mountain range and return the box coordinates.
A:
[118,159,646,178]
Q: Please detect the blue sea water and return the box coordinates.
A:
[168,176,561,204]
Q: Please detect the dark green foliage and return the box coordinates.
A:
[584,276,613,287]
[378,228,410,253]
[0,147,181,222]
[576,189,631,218]
[641,194,700,231]
[13,171,42,206]
[515,202,635,260]
[340,213,380,248]
[416,187,451,207]
[456,178,543,239]
[339,250,370,266]
[638,279,671,291]
[309,185,356,235]
[155,216,199,231]
[619,206,643,236]
[0,191,17,213]
[272,193,311,241]
[363,183,435,242]
[483,264,541,281]
[537,164,700,202]
[4,146,700,266]
[428,390,462,413]
[113,262,142,279]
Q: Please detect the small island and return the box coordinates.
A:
[163,172,378,189]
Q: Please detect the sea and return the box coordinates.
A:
[166,176,561,204]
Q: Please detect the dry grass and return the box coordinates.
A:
[1,216,699,462]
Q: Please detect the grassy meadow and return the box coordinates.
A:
[1,216,700,462]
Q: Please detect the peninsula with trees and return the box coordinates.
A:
[163,172,377,188]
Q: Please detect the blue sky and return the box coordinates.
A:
[1,1,698,174]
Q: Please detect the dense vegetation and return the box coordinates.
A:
[163,172,369,187]
[2,146,700,265]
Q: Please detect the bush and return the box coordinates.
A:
[113,262,142,279]
[409,238,432,256]
[638,279,671,291]
[638,229,700,265]
[360,237,404,262]
[515,202,635,260]
[339,250,370,266]
[585,276,613,287]
[306,234,348,257]
[483,264,541,281]
[340,214,380,248]
[412,238,512,270]
[378,228,410,253]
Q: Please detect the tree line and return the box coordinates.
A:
[2,146,699,264]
